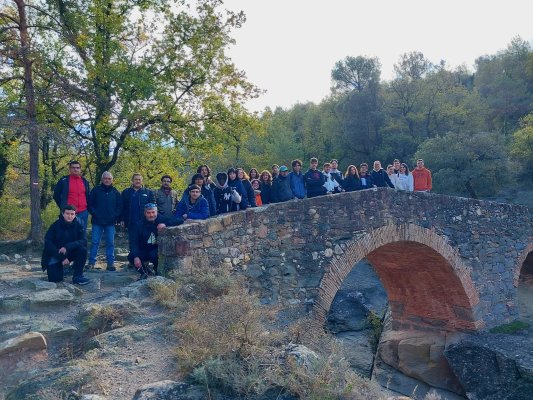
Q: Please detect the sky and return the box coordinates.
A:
[223,0,533,112]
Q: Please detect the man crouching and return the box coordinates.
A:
[41,205,90,285]
[128,203,183,279]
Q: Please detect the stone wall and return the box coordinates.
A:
[159,188,533,331]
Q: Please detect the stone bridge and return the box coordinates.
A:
[159,188,533,333]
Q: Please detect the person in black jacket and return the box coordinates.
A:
[128,203,183,279]
[237,168,256,208]
[271,165,294,203]
[214,172,233,214]
[343,165,361,192]
[304,157,326,198]
[370,161,395,188]
[259,170,273,204]
[359,163,373,189]
[88,171,123,271]
[41,205,90,285]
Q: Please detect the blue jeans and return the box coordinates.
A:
[89,224,115,265]
[76,210,89,234]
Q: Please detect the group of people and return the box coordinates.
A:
[41,157,432,284]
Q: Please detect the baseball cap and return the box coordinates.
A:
[279,165,289,172]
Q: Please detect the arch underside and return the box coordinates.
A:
[315,224,483,332]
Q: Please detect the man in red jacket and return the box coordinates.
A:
[412,159,432,192]
[53,160,90,233]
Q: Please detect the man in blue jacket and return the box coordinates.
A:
[289,159,306,199]
[88,171,123,271]
[175,184,210,220]
[271,166,294,203]
[128,203,183,279]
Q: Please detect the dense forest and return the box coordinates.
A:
[0,0,532,240]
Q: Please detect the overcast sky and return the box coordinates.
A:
[223,0,533,112]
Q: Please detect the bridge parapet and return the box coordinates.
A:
[159,188,533,331]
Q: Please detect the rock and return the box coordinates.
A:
[285,343,319,369]
[81,395,107,400]
[13,253,22,260]
[377,329,464,395]
[0,332,47,356]
[58,282,84,296]
[335,331,375,377]
[17,279,57,291]
[0,294,30,312]
[132,380,204,400]
[445,330,533,400]
[29,289,75,309]
[0,254,10,262]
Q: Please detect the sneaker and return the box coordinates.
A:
[106,264,116,272]
[73,276,90,286]
[143,263,155,276]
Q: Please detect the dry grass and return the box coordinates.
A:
[157,266,386,399]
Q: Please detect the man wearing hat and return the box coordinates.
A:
[271,165,294,203]
[128,203,183,279]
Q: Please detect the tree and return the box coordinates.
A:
[475,37,533,133]
[415,131,508,198]
[510,112,533,177]
[36,0,258,179]
[0,0,43,242]
[331,55,381,93]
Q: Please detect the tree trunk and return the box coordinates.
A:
[464,179,478,199]
[15,0,43,243]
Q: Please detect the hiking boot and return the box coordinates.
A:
[106,264,116,272]
[73,276,90,286]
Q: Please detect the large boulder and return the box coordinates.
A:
[445,330,533,400]
[377,329,465,396]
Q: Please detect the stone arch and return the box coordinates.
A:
[313,224,483,332]
[513,243,533,287]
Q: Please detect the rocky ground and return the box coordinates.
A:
[0,252,183,400]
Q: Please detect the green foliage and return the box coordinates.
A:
[415,131,509,198]
[367,310,384,353]
[510,113,533,176]
[489,320,530,334]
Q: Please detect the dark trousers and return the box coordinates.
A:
[47,247,87,282]
[127,249,158,274]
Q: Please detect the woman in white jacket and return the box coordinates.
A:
[395,163,414,191]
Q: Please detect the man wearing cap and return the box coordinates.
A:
[128,203,183,279]
[271,165,293,203]
[53,160,90,233]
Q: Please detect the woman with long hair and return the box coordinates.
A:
[249,168,260,181]
[259,170,272,204]
[395,163,414,191]
[343,165,361,192]
[237,168,256,207]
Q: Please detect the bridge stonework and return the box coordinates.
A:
[159,188,533,332]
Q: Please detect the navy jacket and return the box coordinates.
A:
[271,175,294,203]
[175,195,210,220]
[121,187,155,228]
[304,169,326,197]
[227,178,247,211]
[371,169,395,188]
[41,216,86,271]
[129,215,182,259]
[260,181,272,204]
[89,184,123,226]
[53,175,90,210]
[343,176,361,192]
[241,179,257,207]
[359,173,373,190]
